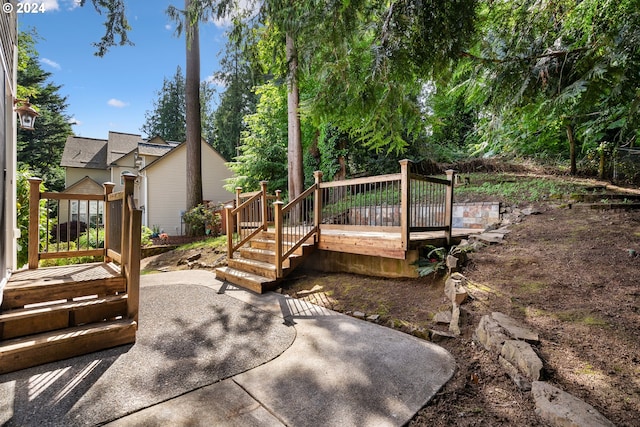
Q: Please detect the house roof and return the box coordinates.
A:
[107,131,141,164]
[141,138,228,172]
[62,176,104,194]
[138,142,174,157]
[60,136,108,169]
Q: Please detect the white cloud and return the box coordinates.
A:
[212,0,259,28]
[205,74,226,88]
[40,58,61,69]
[107,98,129,108]
[165,23,172,31]
[68,117,82,126]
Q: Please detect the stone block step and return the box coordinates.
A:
[0,294,129,340]
[0,319,137,375]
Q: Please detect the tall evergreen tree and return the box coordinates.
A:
[141,66,216,143]
[17,31,73,191]
[141,66,186,141]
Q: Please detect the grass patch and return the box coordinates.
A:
[519,281,547,293]
[455,173,600,204]
[177,235,227,251]
[556,310,608,327]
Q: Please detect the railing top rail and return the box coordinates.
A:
[318,173,401,188]
[281,184,316,214]
[108,191,125,202]
[408,173,450,186]
[40,192,105,201]
[239,190,260,198]
[231,190,263,215]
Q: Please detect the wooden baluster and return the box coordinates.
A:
[28,177,43,269]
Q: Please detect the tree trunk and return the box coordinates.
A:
[185,0,203,210]
[286,32,303,200]
[566,124,577,176]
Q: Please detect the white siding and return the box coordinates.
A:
[146,142,233,235]
[65,168,110,188]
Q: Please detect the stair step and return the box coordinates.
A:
[2,264,126,310]
[0,319,137,375]
[0,295,128,340]
[215,266,275,294]
[249,238,314,254]
[228,257,278,279]
[239,247,299,267]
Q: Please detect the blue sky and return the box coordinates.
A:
[18,0,228,140]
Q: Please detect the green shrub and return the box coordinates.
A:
[182,204,221,237]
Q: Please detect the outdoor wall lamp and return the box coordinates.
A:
[14,98,39,130]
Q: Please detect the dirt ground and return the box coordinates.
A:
[142,193,640,426]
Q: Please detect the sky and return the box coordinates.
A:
[17,0,229,140]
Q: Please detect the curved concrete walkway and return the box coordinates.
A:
[0,270,455,426]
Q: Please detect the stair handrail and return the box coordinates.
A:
[273,171,323,278]
[225,181,269,259]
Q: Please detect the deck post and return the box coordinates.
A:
[275,190,282,202]
[102,182,115,262]
[260,181,268,231]
[399,159,412,251]
[445,169,456,246]
[273,201,284,278]
[235,187,242,237]
[121,173,136,273]
[313,171,323,242]
[28,177,43,269]
[225,205,234,258]
[127,206,142,324]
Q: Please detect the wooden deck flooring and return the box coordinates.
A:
[7,262,121,288]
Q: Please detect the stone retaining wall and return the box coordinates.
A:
[347,202,501,229]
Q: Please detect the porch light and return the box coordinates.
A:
[14,99,39,130]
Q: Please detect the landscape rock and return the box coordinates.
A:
[366,314,380,322]
[491,312,540,343]
[186,253,202,262]
[470,232,505,245]
[352,311,366,319]
[532,381,615,427]
[475,314,509,353]
[445,273,469,335]
[446,254,459,272]
[429,329,457,342]
[499,356,532,391]
[500,339,543,381]
[433,311,452,324]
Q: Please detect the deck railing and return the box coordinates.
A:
[28,173,142,320]
[273,171,323,277]
[225,181,270,258]
[226,159,455,278]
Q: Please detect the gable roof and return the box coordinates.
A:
[107,131,141,164]
[138,142,174,157]
[62,176,104,194]
[60,136,108,169]
[141,138,228,172]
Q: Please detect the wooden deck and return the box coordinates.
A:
[317,227,483,259]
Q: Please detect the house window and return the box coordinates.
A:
[120,170,132,185]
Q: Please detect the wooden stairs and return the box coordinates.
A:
[215,230,315,293]
[0,263,137,375]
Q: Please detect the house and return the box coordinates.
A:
[60,132,234,235]
[1,7,18,296]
